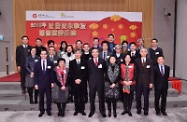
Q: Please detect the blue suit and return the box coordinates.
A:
[34,59,54,113]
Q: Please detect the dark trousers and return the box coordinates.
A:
[39,87,52,113]
[74,86,85,112]
[136,84,150,112]
[89,86,105,113]
[57,103,66,114]
[123,91,134,112]
[106,98,117,112]
[27,87,38,103]
[154,88,168,112]
[20,69,26,92]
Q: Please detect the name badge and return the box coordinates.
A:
[121,59,123,62]
[107,56,110,59]
[47,66,51,69]
[98,64,102,68]
[146,65,150,68]
[35,59,38,62]
[155,52,159,55]
[54,60,57,64]
[81,66,85,69]
[128,66,133,68]
[89,57,92,60]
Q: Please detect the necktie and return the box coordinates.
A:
[43,61,45,74]
[142,58,145,67]
[50,56,53,61]
[161,66,164,76]
[95,58,98,66]
[103,52,106,60]
[132,53,134,57]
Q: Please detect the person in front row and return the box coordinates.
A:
[105,56,120,118]
[34,50,54,117]
[69,49,87,116]
[25,47,40,104]
[88,48,106,118]
[135,48,154,116]
[53,58,68,117]
[120,54,136,116]
[154,55,170,116]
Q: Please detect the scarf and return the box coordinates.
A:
[107,63,120,83]
[123,64,130,94]
[56,66,66,86]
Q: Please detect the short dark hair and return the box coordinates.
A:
[157,55,165,60]
[41,50,47,54]
[101,40,109,46]
[21,35,29,40]
[121,40,128,45]
[151,38,158,43]
[47,40,55,46]
[108,34,114,38]
[108,55,117,63]
[36,38,42,42]
[76,40,82,44]
[129,42,136,46]
[48,46,55,50]
[57,58,66,65]
[91,47,99,53]
[93,37,99,42]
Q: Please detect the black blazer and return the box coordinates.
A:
[25,55,40,74]
[47,55,59,66]
[148,47,163,65]
[154,65,170,90]
[88,58,106,88]
[69,59,87,87]
[16,45,32,68]
[34,59,54,88]
[135,58,154,88]
[127,51,141,63]
[114,53,125,64]
[81,53,92,62]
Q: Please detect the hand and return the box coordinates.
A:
[75,79,81,84]
[110,83,116,88]
[35,85,38,90]
[149,83,153,89]
[128,81,132,86]
[61,86,66,90]
[17,66,21,72]
[30,72,34,78]
[123,81,127,85]
[51,83,54,88]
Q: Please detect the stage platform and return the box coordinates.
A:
[0,81,187,112]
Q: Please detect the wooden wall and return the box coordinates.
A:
[13,0,153,48]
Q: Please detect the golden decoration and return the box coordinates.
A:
[129,25,138,30]
[103,24,108,29]
[110,14,121,22]
[118,24,123,29]
[89,23,99,30]
[120,35,128,42]
[111,28,114,31]
[92,30,98,37]
[130,32,136,38]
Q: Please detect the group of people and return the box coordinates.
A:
[16,34,170,118]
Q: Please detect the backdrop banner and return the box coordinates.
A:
[26,11,142,48]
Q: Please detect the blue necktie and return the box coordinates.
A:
[43,61,45,74]
[104,52,106,60]
[161,65,164,76]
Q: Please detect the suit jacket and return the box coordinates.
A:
[88,58,106,88]
[35,46,46,56]
[108,42,116,53]
[127,51,141,63]
[135,58,154,88]
[34,59,54,88]
[148,47,163,65]
[25,55,40,74]
[114,53,125,64]
[69,59,87,88]
[81,53,92,62]
[16,45,32,68]
[154,65,170,90]
[47,55,59,66]
[99,51,112,63]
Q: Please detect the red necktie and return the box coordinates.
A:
[95,58,98,66]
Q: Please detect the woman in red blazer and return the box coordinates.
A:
[120,54,137,116]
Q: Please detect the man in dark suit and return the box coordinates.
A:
[107,34,116,53]
[88,48,106,118]
[154,55,170,116]
[135,48,154,116]
[99,40,112,63]
[114,44,125,64]
[35,38,46,56]
[90,37,102,53]
[148,38,164,65]
[136,38,145,54]
[16,35,32,94]
[34,50,54,117]
[127,42,141,63]
[69,49,87,116]
[47,46,59,67]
